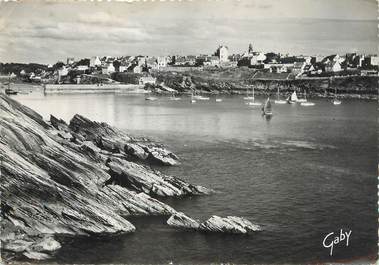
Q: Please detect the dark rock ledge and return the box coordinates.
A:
[0,93,213,261]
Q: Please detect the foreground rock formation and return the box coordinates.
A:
[167,212,262,234]
[0,94,212,261]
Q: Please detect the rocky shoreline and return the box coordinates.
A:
[149,71,378,100]
[0,93,260,262]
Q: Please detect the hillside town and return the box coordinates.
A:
[1,44,378,86]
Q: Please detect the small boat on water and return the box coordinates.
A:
[300,102,315,106]
[243,88,254,100]
[300,91,315,106]
[246,87,261,106]
[215,98,223,102]
[274,87,286,104]
[332,87,342,105]
[297,90,307,103]
[262,97,273,116]
[192,89,210,101]
[5,88,18,95]
[287,91,298,104]
[247,101,261,106]
[190,91,196,104]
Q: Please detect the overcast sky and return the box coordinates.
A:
[0,0,377,64]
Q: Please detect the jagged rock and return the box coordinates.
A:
[0,94,212,261]
[107,157,211,197]
[69,114,130,142]
[144,145,180,166]
[3,239,33,253]
[124,143,149,160]
[167,212,200,229]
[23,251,51,260]
[50,115,69,131]
[68,114,179,166]
[30,236,61,253]
[199,215,262,234]
[57,131,73,140]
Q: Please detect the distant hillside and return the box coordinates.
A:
[0,62,48,75]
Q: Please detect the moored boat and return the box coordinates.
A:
[287,91,298,104]
[274,87,286,104]
[262,97,273,115]
[243,88,254,100]
[300,102,315,106]
[332,87,342,105]
[300,91,315,106]
[5,88,18,95]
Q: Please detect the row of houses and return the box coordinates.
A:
[18,43,378,84]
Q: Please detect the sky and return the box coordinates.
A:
[0,0,377,64]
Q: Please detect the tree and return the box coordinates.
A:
[53,61,65,69]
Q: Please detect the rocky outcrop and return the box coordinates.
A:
[199,215,262,234]
[166,212,200,230]
[107,157,213,197]
[69,114,180,166]
[167,213,261,234]
[0,93,211,261]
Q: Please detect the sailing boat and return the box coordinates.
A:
[247,87,261,106]
[274,87,286,104]
[287,91,298,104]
[332,87,342,105]
[190,90,196,104]
[262,97,273,116]
[193,88,209,100]
[215,96,223,102]
[243,87,254,100]
[300,91,315,106]
[297,90,307,103]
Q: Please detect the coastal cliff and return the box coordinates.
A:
[0,93,213,261]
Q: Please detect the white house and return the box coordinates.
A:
[157,56,168,68]
[119,65,128,72]
[370,56,379,66]
[77,65,89,71]
[325,61,342,72]
[250,53,266,66]
[130,64,143,74]
[58,66,68,77]
[216,45,229,63]
[90,56,102,67]
[102,64,115,75]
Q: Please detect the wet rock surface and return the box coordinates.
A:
[0,93,212,261]
[199,215,262,234]
[166,212,200,230]
[167,213,261,234]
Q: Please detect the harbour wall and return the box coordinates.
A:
[44,84,145,94]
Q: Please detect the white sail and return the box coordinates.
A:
[291,91,298,102]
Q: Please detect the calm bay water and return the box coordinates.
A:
[12,90,377,264]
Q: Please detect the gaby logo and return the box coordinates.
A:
[322,229,352,256]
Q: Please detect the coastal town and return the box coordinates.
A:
[1,44,378,88]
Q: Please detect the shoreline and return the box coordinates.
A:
[1,82,377,100]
